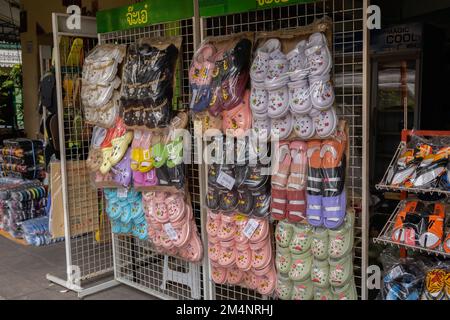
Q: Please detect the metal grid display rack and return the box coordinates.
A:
[199,0,369,300]
[47,13,119,298]
[374,129,450,259]
[98,18,208,300]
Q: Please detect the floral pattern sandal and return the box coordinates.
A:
[166,194,186,223]
[275,221,294,248]
[235,242,252,271]
[289,250,313,282]
[249,218,269,243]
[256,267,277,296]
[328,210,354,259]
[207,210,221,237]
[329,254,353,287]
[227,266,244,286]
[218,240,237,268]
[312,227,329,260]
[291,279,314,300]
[332,280,358,300]
[289,223,313,255]
[311,259,330,288]
[217,214,237,241]
[211,265,227,284]
[314,286,334,300]
[276,274,293,300]
[250,237,272,270]
[275,245,292,274]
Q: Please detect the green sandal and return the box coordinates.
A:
[332,280,358,300]
[312,227,329,261]
[329,254,353,287]
[289,250,312,282]
[328,210,354,260]
[291,279,314,300]
[275,245,292,274]
[166,137,184,169]
[311,259,330,288]
[314,286,334,300]
[152,142,169,168]
[275,221,294,249]
[276,274,293,300]
[289,223,313,255]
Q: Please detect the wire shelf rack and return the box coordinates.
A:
[373,201,450,258]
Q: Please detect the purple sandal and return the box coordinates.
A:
[322,190,347,230]
[306,194,323,227]
[112,148,132,187]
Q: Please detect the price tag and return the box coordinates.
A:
[117,188,128,198]
[216,171,236,191]
[164,223,178,241]
[243,219,260,239]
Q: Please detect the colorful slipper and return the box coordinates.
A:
[276,245,291,274]
[217,214,237,242]
[423,269,446,300]
[276,274,293,300]
[288,78,312,115]
[329,254,353,287]
[251,187,271,218]
[289,223,313,255]
[211,265,228,285]
[328,210,354,259]
[312,227,329,261]
[227,266,244,286]
[218,240,236,268]
[306,140,323,226]
[208,236,221,263]
[206,186,220,211]
[275,221,294,248]
[291,279,314,300]
[250,237,272,270]
[249,218,269,243]
[256,267,277,296]
[311,259,330,288]
[235,242,252,271]
[272,143,292,189]
[314,286,334,300]
[418,203,445,249]
[271,188,287,221]
[332,280,358,300]
[289,250,313,282]
[206,210,221,237]
[293,114,315,140]
[219,189,239,212]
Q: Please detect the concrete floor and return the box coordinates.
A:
[0,236,154,300]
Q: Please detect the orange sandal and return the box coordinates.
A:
[391,201,418,245]
[418,203,445,249]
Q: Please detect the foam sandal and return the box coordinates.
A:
[237,189,254,215]
[311,259,330,288]
[310,74,335,110]
[218,240,237,268]
[206,186,220,211]
[251,112,271,142]
[329,254,353,287]
[312,107,338,139]
[243,271,258,291]
[244,166,269,191]
[250,38,282,83]
[251,187,271,218]
[391,201,419,244]
[166,195,186,223]
[287,40,308,81]
[207,210,221,237]
[208,236,221,263]
[217,214,237,241]
[423,269,446,300]
[219,189,239,212]
[271,188,287,221]
[271,113,293,141]
[236,242,252,271]
[289,79,312,114]
[293,113,315,140]
[152,141,169,169]
[305,32,332,77]
[314,286,334,300]
[322,191,347,230]
[154,202,170,224]
[329,210,354,259]
[250,81,268,114]
[250,237,272,270]
[189,43,217,88]
[307,141,323,226]
[289,223,313,255]
[276,245,291,274]
[112,148,133,187]
[312,227,329,260]
[211,265,228,284]
[275,221,294,248]
[267,81,289,119]
[222,90,252,138]
[276,274,294,300]
[272,143,292,189]
[266,58,289,83]
[289,250,313,282]
[332,280,358,300]
[249,218,269,243]
[256,267,277,296]
[235,218,250,245]
[291,279,314,300]
[166,137,184,169]
[227,266,245,286]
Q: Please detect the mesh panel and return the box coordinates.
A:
[202,0,365,300]
[99,19,205,300]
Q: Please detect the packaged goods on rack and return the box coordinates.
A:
[82,44,127,128]
[0,139,45,180]
[144,191,203,263]
[0,178,47,239]
[121,37,182,129]
[378,134,450,193]
[21,216,64,247]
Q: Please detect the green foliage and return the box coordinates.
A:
[0,64,23,128]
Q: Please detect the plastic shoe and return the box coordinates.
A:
[266,58,289,83]
[328,210,354,259]
[222,90,252,138]
[271,188,287,221]
[243,271,258,291]
[289,79,312,114]
[310,74,335,110]
[276,274,293,300]
[250,39,282,83]
[130,130,144,171]
[251,112,271,142]
[293,113,315,140]
[305,32,332,77]
[423,269,446,300]
[217,214,237,241]
[110,132,134,166]
[251,187,271,218]
[256,266,277,296]
[206,210,221,237]
[286,141,308,223]
[418,203,445,249]
[250,81,268,114]
[332,280,358,300]
[275,221,294,248]
[311,259,330,288]
[267,82,289,119]
[211,265,228,284]
[329,254,353,287]
[218,239,237,268]
[291,279,314,300]
[312,107,338,139]
[250,237,272,270]
[166,194,186,223]
[271,113,293,141]
[272,143,292,189]
[235,218,250,245]
[249,218,269,243]
[112,148,133,187]
[227,266,244,286]
[208,236,221,263]
[314,286,334,300]
[189,43,217,88]
[289,223,313,255]
[235,242,252,271]
[312,227,329,260]
[306,140,323,226]
[275,245,292,274]
[289,250,313,282]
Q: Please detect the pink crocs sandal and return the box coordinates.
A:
[166,194,186,223]
[235,218,250,245]
[222,90,252,138]
[227,266,245,285]
[288,79,312,115]
[208,236,221,263]
[154,202,170,224]
[250,237,272,270]
[249,218,269,243]
[207,210,222,237]
[217,214,237,241]
[312,107,337,139]
[243,271,258,291]
[218,239,237,268]
[159,232,175,250]
[171,219,191,248]
[211,265,228,285]
[293,113,315,140]
[236,242,252,271]
[255,266,277,296]
[189,43,217,87]
[181,230,203,262]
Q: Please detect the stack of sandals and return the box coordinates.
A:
[274,210,357,300]
[207,211,277,295]
[144,191,203,262]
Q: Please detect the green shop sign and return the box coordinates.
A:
[199,0,318,17]
[96,0,194,33]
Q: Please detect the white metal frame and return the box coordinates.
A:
[46,13,119,299]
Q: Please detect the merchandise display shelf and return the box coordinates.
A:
[373,201,450,259]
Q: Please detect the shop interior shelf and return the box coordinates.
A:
[375,141,450,197]
[373,201,450,259]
